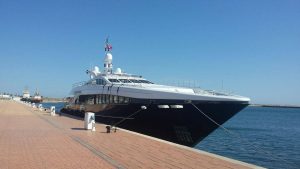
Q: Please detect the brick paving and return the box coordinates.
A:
[0,100,263,169]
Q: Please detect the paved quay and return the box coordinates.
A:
[0,100,263,169]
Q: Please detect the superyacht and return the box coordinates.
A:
[62,39,250,146]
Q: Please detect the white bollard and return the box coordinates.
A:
[92,121,96,131]
[84,112,95,131]
[50,106,55,116]
[38,104,43,111]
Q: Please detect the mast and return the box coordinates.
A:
[104,37,113,74]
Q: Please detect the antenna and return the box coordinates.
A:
[104,36,112,52]
[104,36,113,74]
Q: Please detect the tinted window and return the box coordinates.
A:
[140,80,154,84]
[130,79,141,83]
[96,79,107,85]
[86,94,131,104]
[108,79,120,83]
[104,94,108,103]
[118,96,124,103]
[95,95,100,104]
[113,95,118,103]
[100,94,104,104]
[79,95,85,103]
[124,97,130,103]
[119,79,132,83]
[78,95,95,105]
[109,95,114,103]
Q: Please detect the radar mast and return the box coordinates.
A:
[104,37,113,74]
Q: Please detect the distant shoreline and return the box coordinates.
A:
[250,104,300,109]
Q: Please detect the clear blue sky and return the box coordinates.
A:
[0,0,299,105]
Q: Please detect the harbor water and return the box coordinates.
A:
[196,106,300,169]
[43,102,300,169]
[42,102,65,113]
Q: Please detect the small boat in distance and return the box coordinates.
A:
[62,38,250,147]
[21,87,31,102]
[21,88,43,103]
[30,89,43,103]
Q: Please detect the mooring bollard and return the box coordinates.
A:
[38,104,43,111]
[50,106,55,116]
[84,112,95,131]
[92,122,96,131]
[106,126,111,133]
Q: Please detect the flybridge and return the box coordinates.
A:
[77,37,153,88]
[85,37,133,79]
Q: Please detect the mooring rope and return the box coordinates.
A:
[190,103,298,168]
[112,105,148,128]
[95,114,134,119]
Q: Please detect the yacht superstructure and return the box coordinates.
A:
[62,38,250,146]
[21,87,30,102]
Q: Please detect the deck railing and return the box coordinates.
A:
[72,81,86,88]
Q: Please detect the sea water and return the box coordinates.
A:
[196,106,300,169]
[41,102,66,113]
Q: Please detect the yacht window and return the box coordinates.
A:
[91,95,94,104]
[118,96,124,103]
[140,80,154,84]
[95,95,100,104]
[103,94,107,104]
[100,94,105,103]
[119,79,132,83]
[124,97,130,103]
[109,95,114,103]
[96,79,107,85]
[79,95,85,103]
[130,79,141,83]
[91,80,96,85]
[108,79,120,83]
[86,94,131,105]
[106,95,110,104]
[78,95,95,104]
[100,94,105,104]
[113,95,118,103]
[86,95,94,105]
